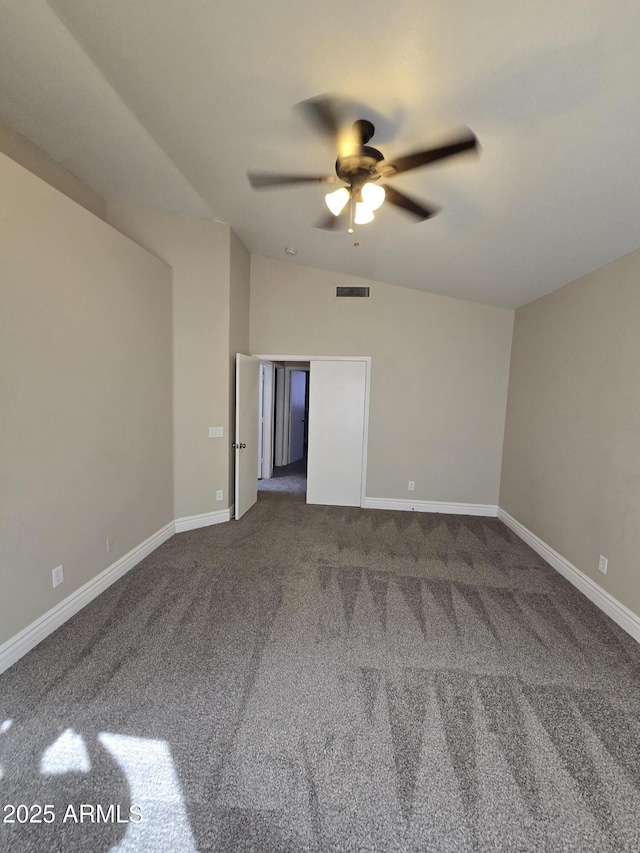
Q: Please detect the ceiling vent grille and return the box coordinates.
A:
[336,286,370,298]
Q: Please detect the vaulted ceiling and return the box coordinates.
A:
[1,1,639,307]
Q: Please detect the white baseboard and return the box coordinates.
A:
[0,521,175,676]
[174,508,231,532]
[497,508,640,644]
[1,504,241,675]
[364,497,498,517]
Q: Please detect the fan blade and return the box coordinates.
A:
[248,172,336,189]
[316,210,346,230]
[297,95,361,157]
[379,130,478,177]
[297,95,344,140]
[383,185,440,221]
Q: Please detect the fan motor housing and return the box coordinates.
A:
[335,146,384,186]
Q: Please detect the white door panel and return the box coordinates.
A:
[235,354,260,520]
[307,360,366,507]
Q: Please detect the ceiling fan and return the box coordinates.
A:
[247,96,479,233]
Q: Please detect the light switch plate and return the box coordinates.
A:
[209,426,224,438]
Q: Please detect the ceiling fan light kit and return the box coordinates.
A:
[325,181,385,227]
[248,96,479,236]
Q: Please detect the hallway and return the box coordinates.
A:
[258,457,306,501]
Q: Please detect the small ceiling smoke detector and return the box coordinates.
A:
[285,247,297,256]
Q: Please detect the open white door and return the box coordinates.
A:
[307,359,367,507]
[235,353,260,520]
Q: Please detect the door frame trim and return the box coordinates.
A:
[252,355,371,506]
[259,361,275,479]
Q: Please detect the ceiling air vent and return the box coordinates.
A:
[336,286,370,298]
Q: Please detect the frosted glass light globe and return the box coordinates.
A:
[354,202,375,225]
[325,187,350,216]
[361,182,385,211]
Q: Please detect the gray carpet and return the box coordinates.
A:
[2,490,640,852]
[258,459,307,498]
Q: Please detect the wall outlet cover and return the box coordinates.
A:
[209,426,224,438]
[52,565,64,588]
[216,490,224,501]
[598,555,608,575]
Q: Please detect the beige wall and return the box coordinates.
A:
[228,231,251,502]
[107,204,232,520]
[250,256,514,505]
[0,153,173,646]
[500,249,640,616]
[0,119,107,220]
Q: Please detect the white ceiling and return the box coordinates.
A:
[1,0,640,308]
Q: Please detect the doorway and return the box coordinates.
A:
[235,353,370,519]
[259,362,309,500]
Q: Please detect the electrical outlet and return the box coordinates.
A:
[598,555,608,575]
[408,481,415,491]
[209,426,224,438]
[106,536,114,553]
[52,565,64,588]
[216,489,223,501]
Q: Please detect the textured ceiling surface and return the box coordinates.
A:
[1,0,639,307]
